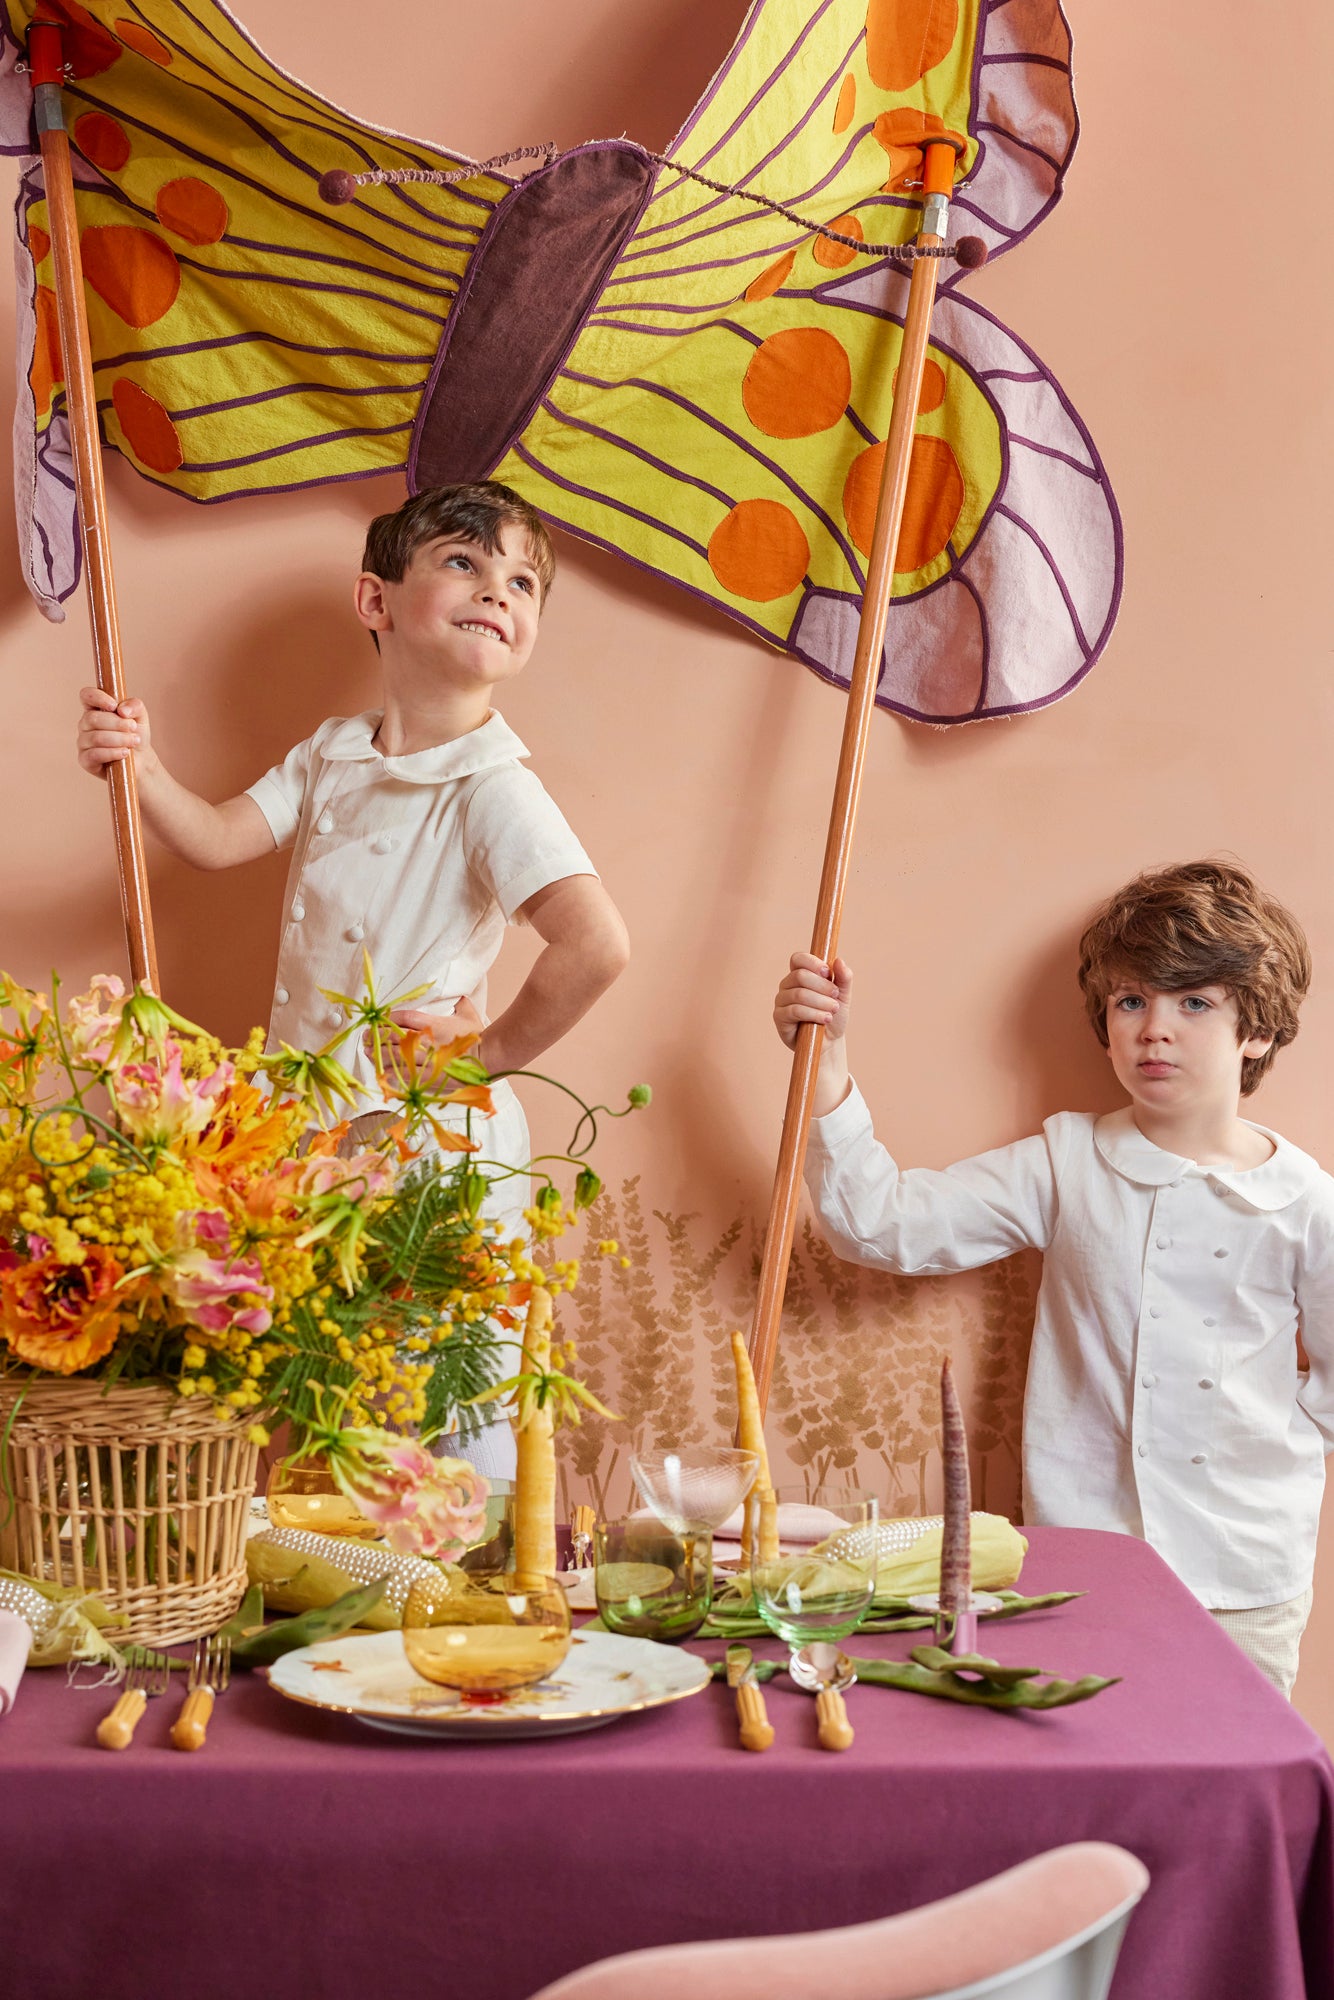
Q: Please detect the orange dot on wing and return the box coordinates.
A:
[813,213,863,270]
[832,73,856,133]
[27,225,50,267]
[745,250,795,302]
[155,177,229,245]
[891,358,946,414]
[29,286,65,421]
[80,226,180,328]
[114,18,173,63]
[842,434,964,568]
[743,327,851,439]
[708,500,810,601]
[865,0,959,90]
[74,111,131,174]
[111,378,183,473]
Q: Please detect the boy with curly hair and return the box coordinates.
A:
[775,861,1333,1696]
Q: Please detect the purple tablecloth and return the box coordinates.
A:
[2,1527,1330,2000]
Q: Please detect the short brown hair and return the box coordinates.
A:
[1077,860,1311,1096]
[361,481,556,598]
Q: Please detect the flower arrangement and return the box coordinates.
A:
[0,968,635,1516]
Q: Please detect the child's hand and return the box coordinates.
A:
[369,1000,487,1072]
[774,952,852,1049]
[77,687,154,777]
[390,998,485,1046]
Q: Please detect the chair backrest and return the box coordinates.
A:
[529,1842,1149,2000]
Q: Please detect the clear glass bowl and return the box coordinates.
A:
[751,1488,879,1648]
[630,1445,760,1534]
[401,1568,572,1695]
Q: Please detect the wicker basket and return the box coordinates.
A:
[0,1377,260,1645]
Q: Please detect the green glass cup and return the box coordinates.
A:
[750,1488,878,1648]
[594,1519,713,1642]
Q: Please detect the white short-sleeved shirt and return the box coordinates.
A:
[805,1086,1334,1609]
[246,709,596,1091]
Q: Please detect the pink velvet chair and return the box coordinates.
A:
[528,1842,1149,2000]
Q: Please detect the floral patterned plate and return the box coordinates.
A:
[266,1627,711,1739]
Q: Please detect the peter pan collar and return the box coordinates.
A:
[1093,1106,1321,1211]
[317,710,530,784]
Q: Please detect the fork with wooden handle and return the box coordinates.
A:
[96,1648,170,1749]
[816,1685,855,1751]
[726,1643,775,1752]
[171,1633,231,1751]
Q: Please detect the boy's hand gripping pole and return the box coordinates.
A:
[746,140,960,1417]
[27,21,160,993]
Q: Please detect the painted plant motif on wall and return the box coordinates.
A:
[556,1179,1036,1521]
[0,0,1119,722]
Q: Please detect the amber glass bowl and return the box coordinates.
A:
[265,1457,381,1539]
[401,1568,572,1694]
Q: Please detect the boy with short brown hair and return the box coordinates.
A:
[78,479,630,1475]
[775,860,1334,1696]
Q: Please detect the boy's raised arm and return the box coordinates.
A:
[77,687,276,871]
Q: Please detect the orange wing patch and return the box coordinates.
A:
[80,225,180,326]
[155,177,229,244]
[709,499,810,601]
[865,0,959,91]
[111,377,183,472]
[742,327,851,438]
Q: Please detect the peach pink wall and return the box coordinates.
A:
[4,0,1334,1734]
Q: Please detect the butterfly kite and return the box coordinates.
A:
[0,0,1119,724]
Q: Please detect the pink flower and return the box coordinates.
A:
[165,1246,273,1335]
[65,975,125,1064]
[331,1434,489,1561]
[112,1048,234,1147]
[297,1150,395,1203]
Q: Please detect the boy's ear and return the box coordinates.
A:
[1241,1031,1275,1059]
[354,569,392,634]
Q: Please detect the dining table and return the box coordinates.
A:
[1,1524,1331,2000]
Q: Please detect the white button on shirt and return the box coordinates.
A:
[805,1089,1334,1609]
[246,710,597,1094]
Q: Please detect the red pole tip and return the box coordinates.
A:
[954,236,988,269]
[318,169,357,205]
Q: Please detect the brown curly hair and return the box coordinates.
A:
[1077,861,1311,1096]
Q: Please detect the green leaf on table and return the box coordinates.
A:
[701,1584,1085,1641]
[850,1645,1119,1709]
[223,1576,389,1666]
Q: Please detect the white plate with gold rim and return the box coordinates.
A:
[265,1627,711,1740]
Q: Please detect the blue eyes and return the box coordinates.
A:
[1114,994,1211,1013]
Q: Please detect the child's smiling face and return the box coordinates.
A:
[1104,980,1273,1117]
[369,524,542,686]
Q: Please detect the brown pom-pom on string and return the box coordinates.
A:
[954,235,988,269]
[318,169,358,205]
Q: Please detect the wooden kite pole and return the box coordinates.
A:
[746,140,960,1416]
[28,21,160,992]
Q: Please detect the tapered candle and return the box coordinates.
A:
[512,1285,557,1581]
[939,1356,974,1649]
[731,1330,778,1563]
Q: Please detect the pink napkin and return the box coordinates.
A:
[0,1609,30,1716]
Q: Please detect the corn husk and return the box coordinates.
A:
[245,1528,442,1629]
[811,1511,1026,1597]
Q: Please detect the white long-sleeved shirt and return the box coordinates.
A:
[804,1086,1334,1607]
